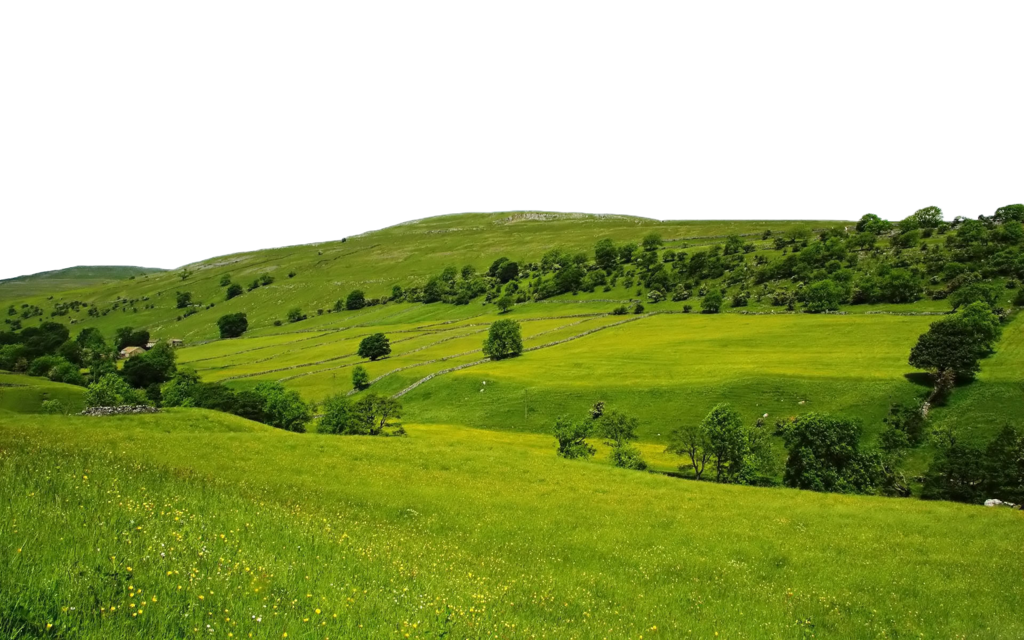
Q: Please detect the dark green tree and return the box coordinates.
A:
[252,381,311,432]
[346,290,366,310]
[358,333,391,360]
[701,288,723,313]
[175,291,193,309]
[701,403,747,482]
[909,302,1002,379]
[641,233,663,252]
[594,239,618,271]
[780,413,875,494]
[225,283,243,300]
[217,313,248,338]
[496,294,514,314]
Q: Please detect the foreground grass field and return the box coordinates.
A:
[2,410,1022,639]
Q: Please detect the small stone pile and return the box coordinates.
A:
[80,405,160,416]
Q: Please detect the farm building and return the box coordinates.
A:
[119,346,145,359]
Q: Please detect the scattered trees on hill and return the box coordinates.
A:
[217,313,248,339]
[358,333,391,360]
[483,319,522,360]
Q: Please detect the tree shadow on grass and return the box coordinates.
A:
[903,372,977,389]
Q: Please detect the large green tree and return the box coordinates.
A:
[217,313,248,339]
[358,333,391,360]
[483,320,523,360]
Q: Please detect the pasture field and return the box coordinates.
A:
[2,409,1023,639]
[0,372,86,414]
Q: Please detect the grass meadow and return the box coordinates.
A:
[3,410,1023,639]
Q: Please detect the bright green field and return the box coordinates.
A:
[2,409,1023,639]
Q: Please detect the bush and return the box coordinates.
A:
[122,343,177,389]
[482,319,523,360]
[41,399,70,414]
[779,413,875,494]
[225,284,243,300]
[217,313,249,338]
[611,305,628,316]
[85,374,149,407]
[219,274,232,287]
[286,308,307,323]
[49,361,86,386]
[610,444,647,470]
[28,355,67,378]
[496,295,514,313]
[352,365,370,390]
[252,381,311,433]
[701,289,723,313]
[357,333,391,361]
[346,290,366,310]
[949,282,1001,310]
[175,291,193,309]
[553,416,595,459]
[802,279,845,313]
[318,393,356,434]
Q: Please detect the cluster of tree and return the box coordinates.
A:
[0,322,114,386]
[161,370,312,432]
[666,404,777,485]
[922,424,1024,504]
[554,403,647,470]
[318,392,404,436]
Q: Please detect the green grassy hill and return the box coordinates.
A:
[0,266,165,302]
[2,408,1021,639]
[3,212,1023,637]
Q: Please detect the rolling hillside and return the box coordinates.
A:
[0,265,166,302]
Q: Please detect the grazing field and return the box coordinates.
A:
[0,372,86,414]
[2,410,1023,639]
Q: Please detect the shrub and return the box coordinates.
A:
[779,413,875,494]
[318,393,356,434]
[483,319,523,360]
[949,282,1001,310]
[358,333,391,361]
[41,399,70,414]
[632,302,645,314]
[496,295,514,313]
[802,279,845,313]
[28,355,67,378]
[49,361,86,386]
[553,416,595,459]
[219,274,232,286]
[610,444,647,470]
[217,313,248,338]
[85,374,149,407]
[701,289,723,313]
[352,365,370,390]
[286,308,306,323]
[225,284,243,300]
[611,305,628,316]
[346,290,366,310]
[175,291,192,309]
[252,381,311,433]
